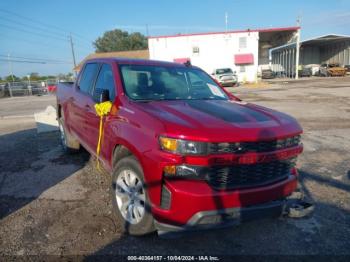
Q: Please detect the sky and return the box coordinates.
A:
[0,0,349,78]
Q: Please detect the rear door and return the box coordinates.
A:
[70,62,100,147]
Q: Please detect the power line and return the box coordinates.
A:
[0,8,93,45]
[1,34,70,49]
[0,8,94,74]
[1,23,93,53]
[0,59,72,64]
[0,23,69,42]
[0,8,67,32]
[0,16,68,39]
[0,54,71,63]
[2,33,92,55]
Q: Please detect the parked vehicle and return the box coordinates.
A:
[304,64,320,76]
[261,69,275,79]
[319,63,346,77]
[57,58,312,236]
[298,67,312,77]
[211,68,238,86]
[344,65,350,75]
[31,82,48,95]
[47,79,57,92]
[0,83,8,98]
[9,82,30,96]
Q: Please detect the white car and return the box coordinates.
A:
[211,68,238,86]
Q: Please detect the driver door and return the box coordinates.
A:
[86,62,117,161]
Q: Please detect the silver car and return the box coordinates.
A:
[211,68,238,86]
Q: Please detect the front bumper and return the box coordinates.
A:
[151,170,298,226]
[142,145,303,230]
[155,190,314,234]
[155,199,284,233]
[219,80,237,86]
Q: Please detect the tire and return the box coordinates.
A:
[111,156,155,235]
[58,109,80,153]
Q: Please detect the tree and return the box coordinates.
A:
[29,72,40,81]
[5,75,20,82]
[93,29,148,52]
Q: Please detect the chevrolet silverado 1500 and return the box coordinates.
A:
[57,58,312,236]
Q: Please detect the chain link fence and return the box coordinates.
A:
[0,79,59,98]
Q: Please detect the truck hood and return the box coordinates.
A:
[134,100,302,142]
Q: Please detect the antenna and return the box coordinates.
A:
[296,12,302,27]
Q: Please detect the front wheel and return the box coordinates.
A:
[111,156,155,235]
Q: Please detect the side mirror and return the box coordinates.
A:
[94,88,110,103]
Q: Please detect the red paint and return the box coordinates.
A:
[47,84,57,92]
[235,53,254,64]
[148,26,300,39]
[57,58,303,227]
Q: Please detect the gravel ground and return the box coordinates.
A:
[0,77,349,259]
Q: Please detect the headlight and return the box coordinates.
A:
[159,136,208,155]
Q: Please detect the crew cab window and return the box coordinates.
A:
[94,64,116,101]
[78,63,99,94]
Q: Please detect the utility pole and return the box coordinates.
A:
[7,53,13,97]
[69,34,77,76]
[225,12,228,32]
[295,16,301,80]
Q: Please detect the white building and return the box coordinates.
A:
[148,27,299,82]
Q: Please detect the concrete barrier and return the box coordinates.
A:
[34,105,59,133]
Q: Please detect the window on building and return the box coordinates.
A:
[239,37,247,48]
[239,65,246,73]
[192,46,200,54]
[78,63,100,94]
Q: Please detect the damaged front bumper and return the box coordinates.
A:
[156,191,314,235]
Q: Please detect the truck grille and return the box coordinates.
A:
[209,135,300,154]
[206,160,294,190]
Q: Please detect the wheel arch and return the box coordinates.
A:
[112,141,144,171]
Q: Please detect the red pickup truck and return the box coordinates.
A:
[57,58,312,236]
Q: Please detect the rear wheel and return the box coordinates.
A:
[59,109,80,153]
[111,156,155,235]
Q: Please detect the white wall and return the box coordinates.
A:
[149,32,259,82]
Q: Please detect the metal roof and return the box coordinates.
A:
[271,34,350,52]
[302,34,350,45]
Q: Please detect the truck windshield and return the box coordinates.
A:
[120,64,228,101]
